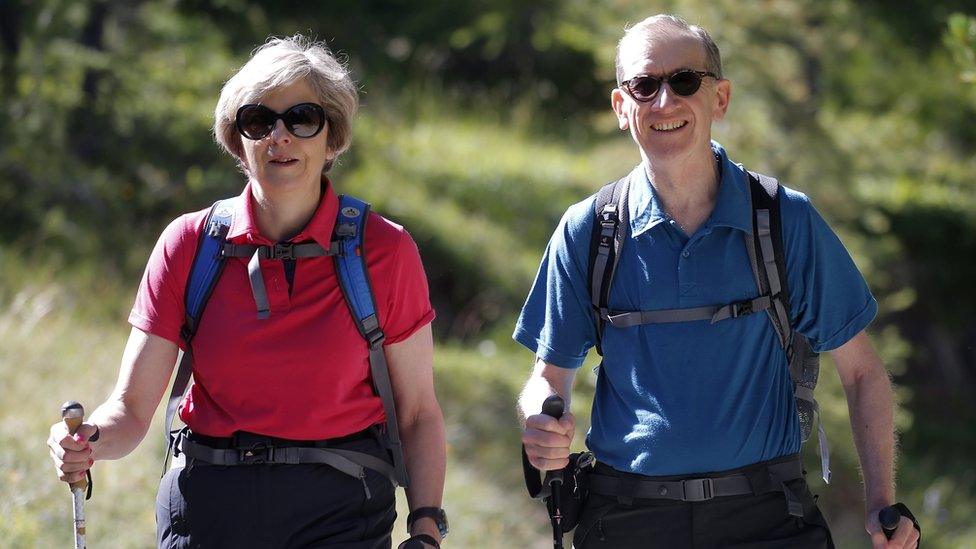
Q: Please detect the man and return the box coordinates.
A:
[515,14,918,549]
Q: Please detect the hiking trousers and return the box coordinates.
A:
[572,459,834,548]
[156,435,396,548]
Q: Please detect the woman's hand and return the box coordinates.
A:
[47,422,99,484]
[397,534,440,549]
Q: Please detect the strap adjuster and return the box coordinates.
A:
[730,299,754,318]
[366,329,385,349]
[681,478,714,502]
[239,444,274,464]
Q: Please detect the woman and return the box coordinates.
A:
[48,36,447,548]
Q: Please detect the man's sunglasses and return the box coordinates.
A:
[620,69,718,102]
[235,102,327,140]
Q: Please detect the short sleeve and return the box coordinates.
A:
[381,229,435,344]
[513,200,598,368]
[128,215,198,348]
[782,191,878,352]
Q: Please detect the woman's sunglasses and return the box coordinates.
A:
[235,102,327,140]
[620,69,718,102]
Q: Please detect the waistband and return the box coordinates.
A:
[174,426,397,497]
[187,426,378,450]
[588,454,805,514]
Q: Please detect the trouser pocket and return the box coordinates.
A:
[155,466,188,548]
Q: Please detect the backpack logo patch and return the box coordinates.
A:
[342,206,361,218]
[215,205,234,219]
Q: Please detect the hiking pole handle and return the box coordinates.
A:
[541,394,566,484]
[879,505,901,540]
[61,401,89,493]
[61,401,87,549]
[541,394,565,420]
[541,394,566,549]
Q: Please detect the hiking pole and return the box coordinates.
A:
[879,505,900,539]
[61,401,88,549]
[541,394,565,549]
[879,503,921,546]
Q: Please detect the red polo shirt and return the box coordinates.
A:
[129,180,435,440]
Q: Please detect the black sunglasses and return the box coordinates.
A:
[620,69,718,102]
[235,102,327,140]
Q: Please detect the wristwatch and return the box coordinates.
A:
[407,507,449,541]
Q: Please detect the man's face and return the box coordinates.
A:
[612,30,731,166]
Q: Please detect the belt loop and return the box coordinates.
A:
[782,481,804,517]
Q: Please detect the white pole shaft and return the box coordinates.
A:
[71,487,86,549]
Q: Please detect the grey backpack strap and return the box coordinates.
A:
[588,175,630,355]
[605,296,772,328]
[220,242,338,320]
[333,195,409,488]
[747,171,829,483]
[744,172,790,350]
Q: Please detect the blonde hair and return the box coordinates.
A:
[615,14,723,85]
[213,35,358,172]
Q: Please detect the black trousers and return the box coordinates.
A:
[573,466,834,548]
[156,436,396,548]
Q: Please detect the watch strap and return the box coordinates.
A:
[407,506,443,526]
[893,502,922,540]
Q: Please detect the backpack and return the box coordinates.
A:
[587,170,830,482]
[161,194,410,487]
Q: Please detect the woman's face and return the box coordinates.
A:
[238,78,330,195]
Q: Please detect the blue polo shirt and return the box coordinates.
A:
[514,142,877,476]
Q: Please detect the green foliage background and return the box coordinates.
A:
[1,0,974,547]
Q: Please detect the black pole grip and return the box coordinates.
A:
[879,505,900,539]
[542,394,566,486]
[542,394,565,419]
[541,395,567,549]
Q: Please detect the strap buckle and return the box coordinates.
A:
[730,299,754,318]
[269,243,295,260]
[207,220,230,239]
[238,443,274,464]
[681,478,714,502]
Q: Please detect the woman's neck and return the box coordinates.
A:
[250,177,322,242]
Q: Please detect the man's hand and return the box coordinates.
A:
[867,507,920,549]
[522,411,575,471]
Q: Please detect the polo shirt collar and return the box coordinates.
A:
[225,176,340,247]
[629,141,753,238]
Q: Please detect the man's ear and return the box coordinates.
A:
[712,78,732,121]
[611,88,629,130]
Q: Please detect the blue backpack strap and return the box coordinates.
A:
[333,194,410,487]
[161,198,235,474]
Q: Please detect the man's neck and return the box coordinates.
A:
[250,178,322,242]
[641,145,721,234]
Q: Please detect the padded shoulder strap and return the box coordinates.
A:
[745,172,830,481]
[333,195,409,487]
[745,172,792,351]
[184,199,236,340]
[163,198,235,471]
[587,175,630,355]
[334,195,382,342]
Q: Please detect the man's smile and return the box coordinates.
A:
[651,120,688,132]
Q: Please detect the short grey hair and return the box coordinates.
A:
[615,14,723,86]
[214,35,358,172]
